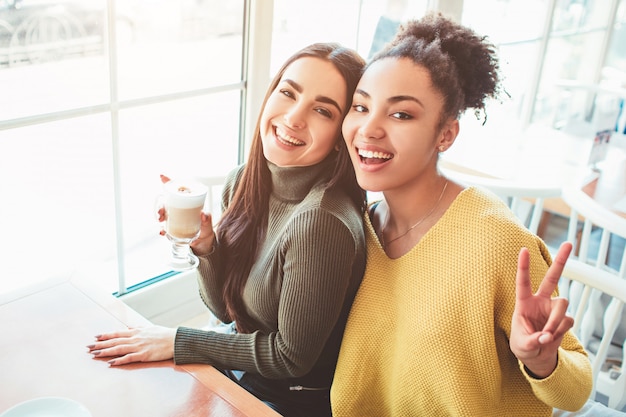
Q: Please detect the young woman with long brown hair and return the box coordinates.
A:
[88,43,367,417]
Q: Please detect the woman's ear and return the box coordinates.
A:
[437,118,460,152]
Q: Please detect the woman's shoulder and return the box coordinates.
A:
[448,186,539,242]
[225,163,245,186]
[292,186,365,237]
[218,164,246,212]
[452,186,517,219]
[442,187,551,270]
[306,183,362,213]
[222,163,246,201]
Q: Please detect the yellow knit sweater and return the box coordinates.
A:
[331,188,592,417]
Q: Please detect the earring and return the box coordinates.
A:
[438,145,445,152]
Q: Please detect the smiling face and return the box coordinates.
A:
[260,57,348,167]
[342,57,458,192]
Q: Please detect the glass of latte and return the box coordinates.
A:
[160,179,208,270]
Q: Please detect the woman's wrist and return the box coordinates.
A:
[523,355,558,379]
[191,234,216,257]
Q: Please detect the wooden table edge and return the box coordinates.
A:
[181,364,282,417]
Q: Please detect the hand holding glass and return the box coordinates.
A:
[159,179,208,270]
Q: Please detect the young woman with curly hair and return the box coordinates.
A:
[331,12,592,416]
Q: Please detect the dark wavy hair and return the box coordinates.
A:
[216,43,366,333]
[372,12,502,128]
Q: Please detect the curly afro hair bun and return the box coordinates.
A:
[373,12,502,123]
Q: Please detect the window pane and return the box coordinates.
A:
[0,0,109,120]
[0,115,116,293]
[1,0,246,295]
[552,0,613,31]
[271,0,361,71]
[359,0,429,59]
[605,0,626,78]
[116,0,244,100]
[115,92,240,290]
[533,0,615,127]
[463,0,548,43]
[462,0,550,124]
[533,31,607,127]
[493,41,543,120]
[270,0,428,72]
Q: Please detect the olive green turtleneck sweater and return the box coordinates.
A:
[174,157,366,389]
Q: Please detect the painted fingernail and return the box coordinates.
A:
[108,360,116,366]
[92,350,101,356]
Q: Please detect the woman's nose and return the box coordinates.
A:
[357,113,384,140]
[283,104,307,129]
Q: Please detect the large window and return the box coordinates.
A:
[0,0,245,294]
[461,0,550,127]
[270,0,429,71]
[461,0,625,132]
[534,0,619,129]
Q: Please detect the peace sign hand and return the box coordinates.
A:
[509,241,573,379]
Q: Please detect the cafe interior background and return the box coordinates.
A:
[1,0,625,370]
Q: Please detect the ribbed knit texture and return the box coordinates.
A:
[174,157,366,390]
[331,187,592,417]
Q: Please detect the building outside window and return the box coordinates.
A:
[0,0,245,294]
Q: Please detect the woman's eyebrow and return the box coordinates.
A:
[388,95,424,109]
[284,78,303,93]
[316,95,343,114]
[355,88,424,109]
[283,79,343,114]
[355,88,370,98]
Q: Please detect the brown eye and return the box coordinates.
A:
[316,108,332,118]
[391,111,412,120]
[280,89,295,99]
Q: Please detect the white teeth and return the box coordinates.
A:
[358,148,392,160]
[276,127,305,146]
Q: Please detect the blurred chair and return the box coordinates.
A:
[560,258,626,411]
[560,186,626,410]
[561,186,626,277]
[440,163,562,235]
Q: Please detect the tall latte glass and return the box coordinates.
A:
[161,179,208,270]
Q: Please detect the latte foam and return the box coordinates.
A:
[163,179,208,209]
